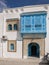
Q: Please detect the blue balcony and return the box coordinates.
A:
[20,11,47,34]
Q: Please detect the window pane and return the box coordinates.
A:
[32,16,34,25]
[25,25,31,31]
[10,44,14,50]
[8,24,12,30]
[34,15,41,24]
[14,24,17,30]
[20,13,46,33]
[25,16,31,25]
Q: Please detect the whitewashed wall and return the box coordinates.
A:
[3,12,20,38]
[0,13,4,58]
[45,6,49,55]
[2,11,22,58]
[3,41,22,58]
[0,13,3,38]
[21,6,47,13]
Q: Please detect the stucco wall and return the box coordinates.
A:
[2,9,23,58]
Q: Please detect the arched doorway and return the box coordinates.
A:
[28,43,40,57]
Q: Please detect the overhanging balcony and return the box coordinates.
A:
[20,11,47,38]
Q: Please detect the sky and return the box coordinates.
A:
[0,0,49,12]
[6,0,49,8]
[0,0,7,12]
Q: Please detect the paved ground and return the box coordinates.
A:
[0,58,49,65]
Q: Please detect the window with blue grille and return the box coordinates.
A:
[25,16,31,31]
[34,15,42,31]
[20,12,47,33]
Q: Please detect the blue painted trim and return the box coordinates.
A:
[20,11,47,16]
[20,12,47,34]
[28,43,40,57]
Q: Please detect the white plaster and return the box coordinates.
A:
[17,41,22,58]
[23,56,27,59]
[45,6,49,55]
[6,32,17,40]
[0,46,2,57]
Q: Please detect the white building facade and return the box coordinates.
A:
[0,4,49,59]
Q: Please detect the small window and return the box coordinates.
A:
[14,24,18,30]
[8,40,16,52]
[8,24,12,30]
[10,43,14,51]
[6,18,19,32]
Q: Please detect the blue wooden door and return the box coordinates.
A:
[28,43,40,57]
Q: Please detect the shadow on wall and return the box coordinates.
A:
[39,53,49,65]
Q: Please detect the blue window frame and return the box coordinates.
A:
[25,25,31,31]
[24,16,31,32]
[8,24,12,30]
[34,15,42,30]
[20,12,47,33]
[35,25,42,30]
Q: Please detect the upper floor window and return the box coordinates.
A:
[25,25,31,31]
[14,24,18,30]
[34,16,42,30]
[21,12,47,33]
[8,24,12,30]
[6,18,19,32]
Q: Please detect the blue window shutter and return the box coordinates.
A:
[20,12,47,33]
